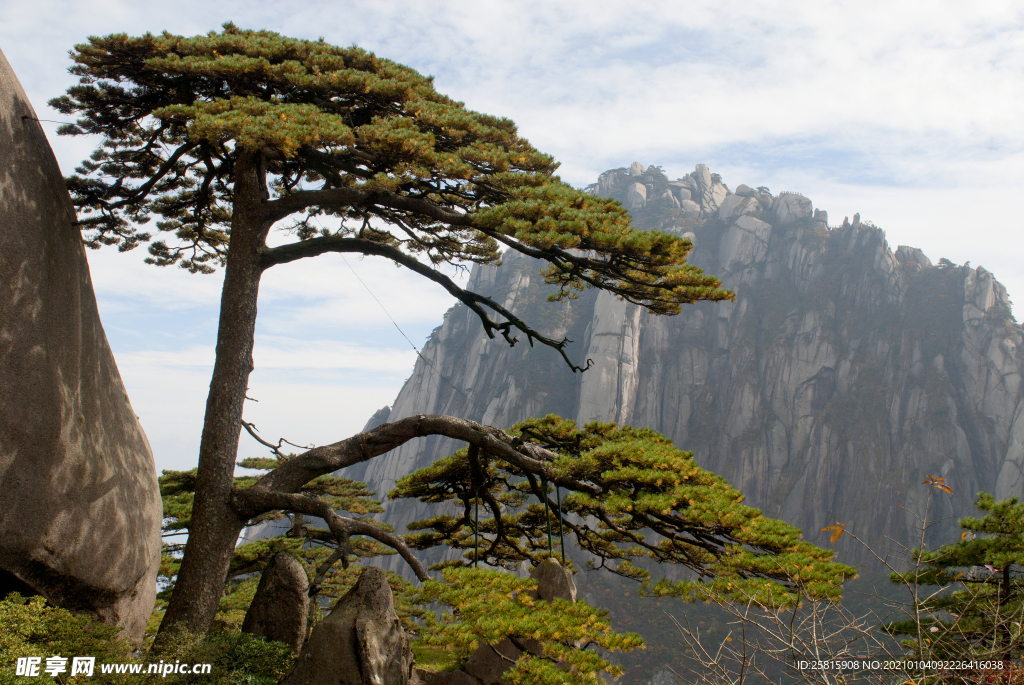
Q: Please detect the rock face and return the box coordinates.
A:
[0,46,160,641]
[649,670,680,685]
[285,566,414,685]
[625,181,647,209]
[347,161,1024,575]
[242,552,310,652]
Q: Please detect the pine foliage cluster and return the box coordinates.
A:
[50,23,731,320]
[886,493,1024,662]
[416,568,643,684]
[393,415,855,604]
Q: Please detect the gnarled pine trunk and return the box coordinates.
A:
[159,153,271,634]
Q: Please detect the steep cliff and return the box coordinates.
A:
[350,162,1024,574]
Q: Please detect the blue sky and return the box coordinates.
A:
[3,0,1023,472]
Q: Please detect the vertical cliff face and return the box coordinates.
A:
[353,162,1024,572]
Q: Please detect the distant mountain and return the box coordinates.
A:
[348,161,1024,574]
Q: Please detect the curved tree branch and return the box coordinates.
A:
[261,236,593,371]
[263,186,475,226]
[249,413,593,493]
[231,487,429,582]
[252,414,599,497]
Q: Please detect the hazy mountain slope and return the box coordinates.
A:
[352,162,1024,573]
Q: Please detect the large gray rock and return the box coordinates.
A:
[577,290,642,424]
[679,199,701,215]
[690,164,728,212]
[773,193,813,226]
[692,163,708,204]
[667,181,692,203]
[895,245,932,270]
[624,181,647,209]
[677,175,699,197]
[0,46,160,642]
[629,161,645,176]
[285,566,414,685]
[242,552,310,652]
[662,189,680,209]
[718,194,758,222]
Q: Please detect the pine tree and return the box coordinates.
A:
[51,23,735,634]
[886,492,1024,662]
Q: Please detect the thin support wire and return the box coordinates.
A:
[474,485,480,568]
[541,473,553,555]
[556,484,565,565]
[338,253,494,422]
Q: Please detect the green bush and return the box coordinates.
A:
[152,630,293,685]
[0,594,293,685]
[0,593,135,684]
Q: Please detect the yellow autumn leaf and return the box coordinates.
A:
[821,522,846,544]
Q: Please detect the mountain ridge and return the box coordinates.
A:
[347,161,1024,577]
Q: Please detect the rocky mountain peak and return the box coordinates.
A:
[346,163,1022,578]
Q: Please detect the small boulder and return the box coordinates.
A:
[242,552,310,652]
[530,559,576,603]
[284,566,414,685]
[415,669,478,685]
[660,189,680,209]
[735,184,756,197]
[895,245,932,271]
[464,637,522,685]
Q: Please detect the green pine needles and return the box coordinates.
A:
[886,493,1024,661]
[416,567,644,684]
[51,22,731,323]
[393,415,856,605]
